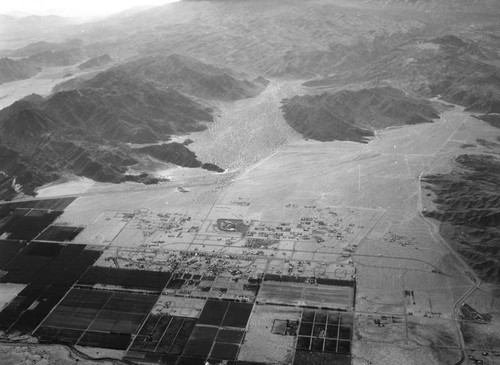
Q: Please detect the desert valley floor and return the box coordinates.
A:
[1,75,499,364]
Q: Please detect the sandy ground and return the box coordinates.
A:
[238,305,300,364]
[0,283,26,311]
[36,178,95,198]
[187,79,304,171]
[0,344,114,365]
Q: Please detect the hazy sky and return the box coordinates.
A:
[0,0,180,18]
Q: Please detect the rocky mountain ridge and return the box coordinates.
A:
[281,86,439,142]
[0,70,217,194]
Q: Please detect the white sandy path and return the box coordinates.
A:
[36,178,95,198]
[0,283,26,311]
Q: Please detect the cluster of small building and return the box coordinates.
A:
[129,210,201,239]
[244,214,358,245]
[384,231,415,247]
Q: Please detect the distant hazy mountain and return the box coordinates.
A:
[78,54,113,70]
[0,58,41,84]
[306,33,500,113]
[365,0,500,13]
[0,14,75,42]
[61,0,429,78]
[0,39,86,68]
[2,39,83,58]
[24,48,83,67]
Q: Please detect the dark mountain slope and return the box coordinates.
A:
[136,143,225,172]
[306,33,500,113]
[423,154,500,284]
[0,71,216,195]
[281,87,439,142]
[0,58,41,84]
[475,114,500,129]
[44,70,213,143]
[0,101,59,144]
[103,54,265,100]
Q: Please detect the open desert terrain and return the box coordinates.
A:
[0,0,499,364]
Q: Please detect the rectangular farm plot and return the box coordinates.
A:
[293,351,351,365]
[0,247,101,334]
[210,342,239,360]
[258,281,354,310]
[36,225,84,242]
[177,357,205,365]
[0,241,99,285]
[59,288,112,310]
[0,198,76,219]
[78,331,132,350]
[216,329,244,344]
[0,209,62,241]
[35,288,158,349]
[296,309,353,355]
[159,317,197,354]
[197,300,253,329]
[36,327,85,344]
[42,305,99,330]
[88,310,147,334]
[197,300,229,326]
[209,328,245,361]
[0,240,26,269]
[221,302,253,328]
[7,285,69,334]
[128,314,196,356]
[183,326,219,357]
[32,197,77,211]
[182,312,250,360]
[77,266,171,292]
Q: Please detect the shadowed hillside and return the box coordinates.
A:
[423,154,500,284]
[475,114,500,129]
[0,71,216,194]
[0,58,40,84]
[45,70,213,143]
[114,54,266,100]
[306,33,500,113]
[136,143,225,172]
[281,87,439,142]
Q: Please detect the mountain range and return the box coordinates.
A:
[58,53,267,101]
[306,33,500,113]
[0,58,40,84]
[0,68,217,193]
[281,87,439,142]
[0,0,499,197]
